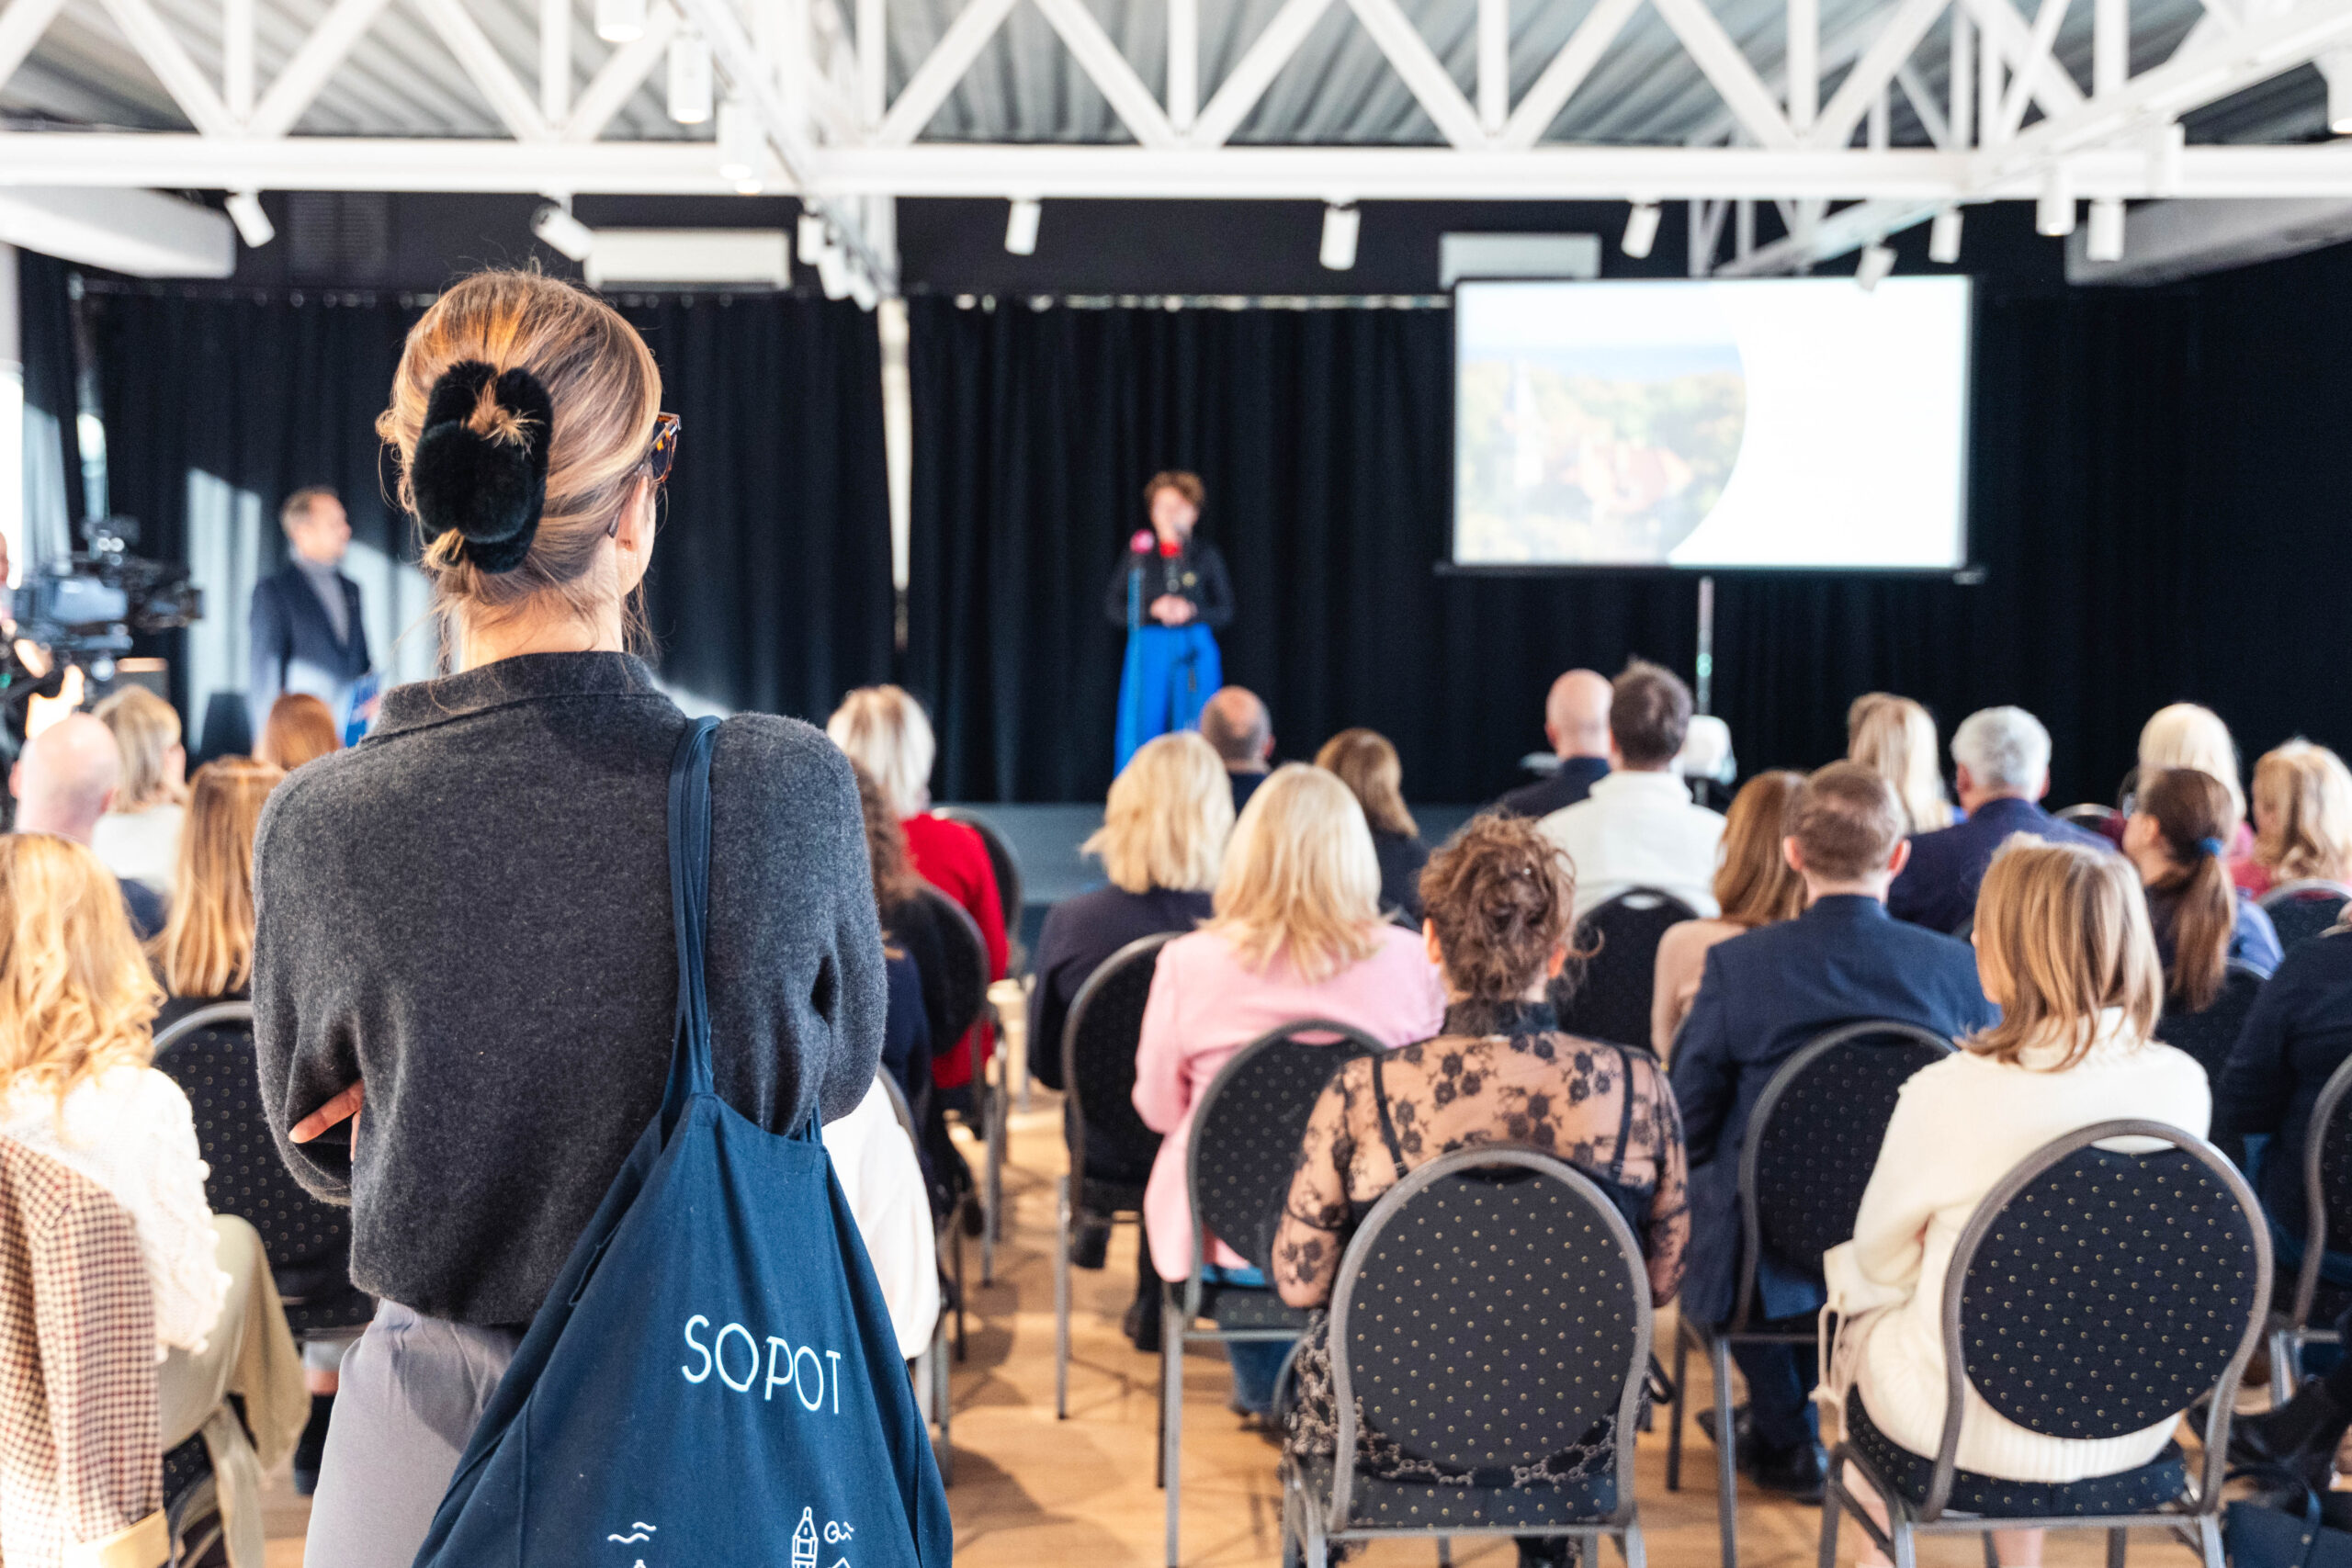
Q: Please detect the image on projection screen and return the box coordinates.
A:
[1453,276,1972,570]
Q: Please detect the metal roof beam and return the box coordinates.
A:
[247,0,397,135]
[1344,0,1487,148]
[1188,0,1336,148]
[875,0,1018,145]
[1650,0,1800,147]
[412,0,554,139]
[98,0,236,133]
[563,5,677,141]
[1032,0,1180,147]
[0,0,71,89]
[1808,0,1951,148]
[1498,0,1643,149]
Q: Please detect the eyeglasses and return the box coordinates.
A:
[646,412,682,483]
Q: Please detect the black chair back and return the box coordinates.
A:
[1060,932,1176,1185]
[1736,1020,1955,1327]
[1329,1148,1647,1521]
[2289,1055,2352,1331]
[151,1002,373,1336]
[910,886,992,1043]
[1555,887,1697,1048]
[2153,961,2267,1080]
[1185,1021,1384,1279]
[932,807,1025,960]
[1934,1119,2267,1520]
[2260,880,2352,953]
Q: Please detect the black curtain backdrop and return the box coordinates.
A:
[17,250,86,555]
[90,285,891,725]
[905,254,2352,807]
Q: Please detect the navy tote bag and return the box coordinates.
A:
[413,717,951,1567]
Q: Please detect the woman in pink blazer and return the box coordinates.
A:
[1133,762,1444,1413]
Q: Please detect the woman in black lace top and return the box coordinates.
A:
[1272,813,1690,1557]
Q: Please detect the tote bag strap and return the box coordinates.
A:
[662,716,722,1127]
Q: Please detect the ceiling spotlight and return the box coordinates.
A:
[531,202,596,262]
[1318,202,1360,271]
[797,210,829,265]
[594,0,644,42]
[1621,201,1661,260]
[2035,171,2075,237]
[2086,197,2126,263]
[1928,206,1963,265]
[718,98,763,190]
[667,29,712,125]
[1004,197,1041,256]
[2322,51,2352,135]
[1854,243,1896,292]
[847,266,880,311]
[225,190,274,249]
[815,244,852,299]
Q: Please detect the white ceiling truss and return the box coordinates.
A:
[4,0,2352,285]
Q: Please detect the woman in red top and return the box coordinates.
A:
[830,686,1007,1092]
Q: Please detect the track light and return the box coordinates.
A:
[225,190,274,249]
[1854,242,1896,292]
[717,98,763,191]
[2035,170,2075,237]
[2319,51,2352,134]
[847,266,879,311]
[667,29,712,124]
[594,0,644,42]
[797,210,828,265]
[1318,203,1360,271]
[531,202,595,262]
[1004,197,1041,256]
[814,243,852,299]
[1928,206,1963,265]
[2086,197,2126,263]
[1621,201,1661,260]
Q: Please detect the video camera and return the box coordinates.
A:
[1,518,202,716]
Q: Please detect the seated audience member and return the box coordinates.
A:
[2216,924,2352,1484]
[822,1077,944,1360]
[1848,693,1953,834]
[1887,705,2108,933]
[1199,685,1275,812]
[257,692,343,772]
[2136,701,2248,840]
[1834,839,2208,1568]
[1670,763,1997,1498]
[830,685,1007,1103]
[2124,766,2280,1006]
[1539,660,1725,919]
[1315,728,1429,924]
[1133,764,1444,1416]
[1495,668,1612,818]
[1030,731,1230,1344]
[2243,740,2352,897]
[1274,813,1689,1561]
[0,832,307,1558]
[92,684,188,900]
[1650,770,1807,1055]
[10,712,164,938]
[851,765,960,1215]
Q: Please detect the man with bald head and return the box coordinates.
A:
[1198,685,1274,812]
[10,711,164,936]
[1496,668,1613,818]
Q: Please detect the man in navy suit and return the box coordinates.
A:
[1887,705,2110,934]
[248,488,371,739]
[1670,763,1997,1498]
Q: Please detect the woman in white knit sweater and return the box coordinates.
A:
[1838,836,2211,1568]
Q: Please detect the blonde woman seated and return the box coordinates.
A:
[1134,763,1444,1414]
[2136,702,2250,864]
[91,684,187,900]
[0,834,304,1565]
[1830,838,2209,1568]
[1650,769,1806,1055]
[2244,740,2352,897]
[1849,694,1953,834]
[1274,813,1689,1566]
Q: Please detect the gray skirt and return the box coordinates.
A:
[303,1301,522,1568]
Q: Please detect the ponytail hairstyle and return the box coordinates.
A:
[1418,812,1587,1003]
[379,270,662,637]
[2137,765,2239,1011]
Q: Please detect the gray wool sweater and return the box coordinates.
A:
[251,651,885,1325]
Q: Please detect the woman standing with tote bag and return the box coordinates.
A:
[250,270,887,1568]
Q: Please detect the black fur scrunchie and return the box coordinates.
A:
[411,360,553,575]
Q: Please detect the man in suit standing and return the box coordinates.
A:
[1887,705,2110,933]
[1495,668,1612,818]
[249,489,371,739]
[1669,762,1997,1498]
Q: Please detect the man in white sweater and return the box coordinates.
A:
[1538,660,1724,919]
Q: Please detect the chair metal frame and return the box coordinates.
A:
[1054,931,1179,1420]
[1162,1019,1385,1568]
[934,807,1034,1111]
[2267,1053,2352,1404]
[1817,1119,2270,1568]
[1665,1019,1957,1568]
[876,1068,956,1486]
[1557,886,1699,1049]
[2257,879,2352,953]
[1283,1147,1653,1568]
[2057,803,2124,834]
[152,998,256,1051]
[915,885,1009,1287]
